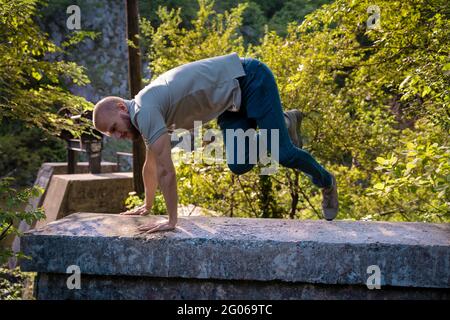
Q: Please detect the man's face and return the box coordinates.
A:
[98,103,140,140]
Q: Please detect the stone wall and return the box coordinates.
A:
[7,162,118,269]
[41,0,131,102]
[21,213,450,300]
[37,172,133,228]
[40,0,145,159]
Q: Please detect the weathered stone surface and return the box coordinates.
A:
[19,162,118,224]
[38,162,118,175]
[42,0,131,102]
[37,174,132,228]
[22,213,450,290]
[8,162,117,268]
[35,273,450,300]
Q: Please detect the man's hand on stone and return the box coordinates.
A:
[137,220,177,234]
[120,204,149,216]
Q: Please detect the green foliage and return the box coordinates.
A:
[140,0,247,79]
[139,0,267,43]
[239,1,267,44]
[175,162,244,216]
[124,191,167,215]
[0,0,97,187]
[0,120,66,186]
[0,0,93,137]
[268,0,332,36]
[255,0,450,221]
[367,121,449,221]
[0,178,45,265]
[0,267,35,300]
[139,0,449,222]
[139,0,330,46]
[124,192,144,209]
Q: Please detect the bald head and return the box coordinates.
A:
[93,96,124,132]
[92,96,140,140]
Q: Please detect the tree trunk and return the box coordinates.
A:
[125,0,145,194]
[289,171,299,219]
[259,175,282,218]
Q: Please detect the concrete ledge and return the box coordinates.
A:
[39,162,118,175]
[37,173,132,228]
[21,213,450,299]
[34,273,449,300]
[7,162,120,269]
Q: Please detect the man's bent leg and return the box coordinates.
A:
[246,61,333,188]
[257,113,333,188]
[237,58,338,219]
[218,111,257,175]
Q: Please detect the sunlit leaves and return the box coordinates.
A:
[0,177,46,264]
[140,0,247,80]
[137,0,449,221]
[0,0,93,136]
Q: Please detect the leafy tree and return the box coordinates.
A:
[0,119,66,186]
[0,0,93,137]
[0,178,45,264]
[368,122,449,222]
[139,0,268,44]
[268,0,332,36]
[137,0,449,222]
[0,0,95,186]
[0,267,35,300]
[0,1,91,297]
[256,0,449,221]
[140,0,247,78]
[0,177,42,299]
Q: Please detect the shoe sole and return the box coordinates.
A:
[285,110,303,148]
[323,175,338,220]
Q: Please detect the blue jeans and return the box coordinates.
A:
[217,58,333,188]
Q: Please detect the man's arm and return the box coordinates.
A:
[120,147,158,216]
[137,133,178,233]
[143,148,158,209]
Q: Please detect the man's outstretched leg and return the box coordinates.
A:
[258,111,339,220]
[238,58,339,220]
[283,109,338,220]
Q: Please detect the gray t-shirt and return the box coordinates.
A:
[126,53,246,147]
